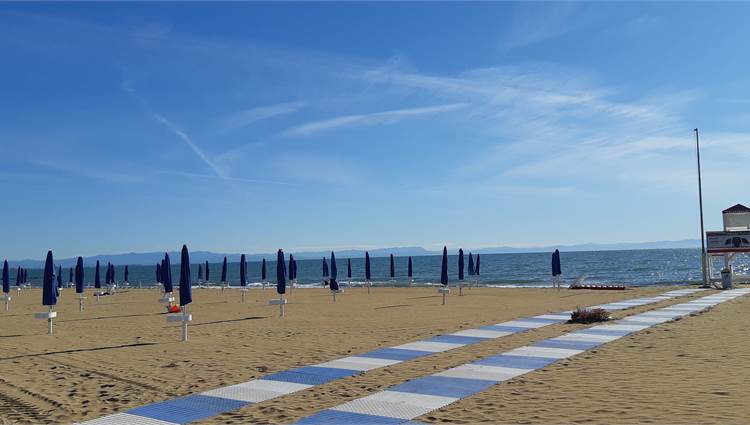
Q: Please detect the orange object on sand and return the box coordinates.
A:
[168,305,181,313]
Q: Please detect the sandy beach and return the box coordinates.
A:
[2,285,744,424]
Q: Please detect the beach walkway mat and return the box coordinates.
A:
[80,288,705,425]
[294,288,750,425]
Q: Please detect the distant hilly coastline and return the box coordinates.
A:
[7,239,700,268]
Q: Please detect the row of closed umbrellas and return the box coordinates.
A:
[15,245,483,308]
[0,247,567,301]
[3,246,561,337]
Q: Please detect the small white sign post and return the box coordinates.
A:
[261,280,266,290]
[241,288,248,303]
[269,295,287,317]
[167,305,191,342]
[35,307,57,334]
[3,293,10,311]
[438,286,450,305]
[366,279,371,294]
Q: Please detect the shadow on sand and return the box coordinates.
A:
[0,342,157,361]
[192,316,267,327]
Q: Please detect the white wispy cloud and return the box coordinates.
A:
[499,2,586,50]
[283,103,469,137]
[220,101,306,132]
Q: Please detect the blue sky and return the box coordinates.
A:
[2,2,750,259]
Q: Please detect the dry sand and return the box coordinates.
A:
[0,285,742,424]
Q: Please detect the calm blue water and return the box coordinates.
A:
[18,248,741,288]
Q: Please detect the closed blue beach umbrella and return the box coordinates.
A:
[365,252,371,280]
[330,252,339,291]
[260,258,265,281]
[468,253,475,276]
[408,256,413,278]
[163,254,174,293]
[198,264,203,281]
[105,263,111,285]
[2,260,9,294]
[16,266,21,286]
[124,265,129,282]
[75,257,84,294]
[179,245,192,306]
[289,254,295,280]
[440,246,448,286]
[276,249,286,294]
[552,249,562,276]
[293,260,297,280]
[95,261,101,289]
[475,254,481,276]
[42,251,57,306]
[240,254,247,287]
[389,254,395,279]
[347,259,352,279]
[57,265,62,288]
[23,269,27,284]
[205,261,210,282]
[222,257,228,283]
[111,264,116,284]
[458,249,464,281]
[322,258,329,277]
[68,267,73,284]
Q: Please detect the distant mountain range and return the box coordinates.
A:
[6,239,701,268]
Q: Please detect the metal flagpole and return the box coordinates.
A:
[695,128,709,288]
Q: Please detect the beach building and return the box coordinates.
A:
[706,204,750,284]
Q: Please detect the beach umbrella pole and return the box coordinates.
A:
[241,288,247,303]
[78,294,86,312]
[182,305,188,341]
[331,288,343,303]
[366,280,371,294]
[269,294,286,316]
[35,306,56,335]
[3,295,9,311]
[167,305,192,341]
[438,287,450,305]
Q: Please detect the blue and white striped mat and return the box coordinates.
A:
[294,288,750,424]
[80,288,705,425]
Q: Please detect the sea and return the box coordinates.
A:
[17,248,744,288]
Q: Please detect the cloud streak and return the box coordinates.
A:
[151,113,228,180]
[220,101,306,132]
[283,103,469,137]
